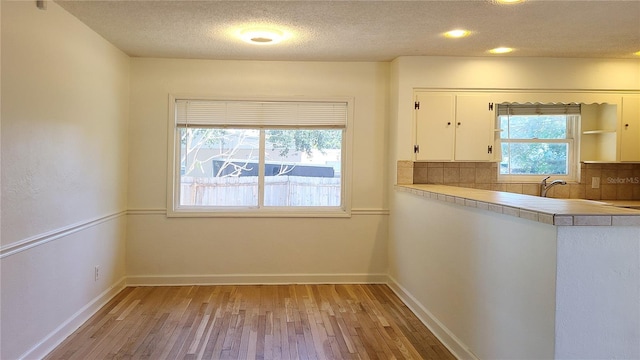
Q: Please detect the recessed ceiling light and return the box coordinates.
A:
[635,50,640,56]
[444,29,471,38]
[496,0,525,4]
[239,28,285,45]
[489,47,514,54]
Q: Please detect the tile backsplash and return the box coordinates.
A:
[397,160,640,200]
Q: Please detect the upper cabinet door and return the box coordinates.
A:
[454,94,494,161]
[620,95,640,162]
[415,92,455,161]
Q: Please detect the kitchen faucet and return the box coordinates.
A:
[540,176,567,197]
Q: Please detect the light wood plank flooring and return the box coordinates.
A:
[45,284,455,360]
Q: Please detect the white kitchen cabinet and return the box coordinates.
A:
[454,94,495,161]
[414,91,494,161]
[414,92,455,161]
[620,95,640,161]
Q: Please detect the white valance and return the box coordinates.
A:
[176,99,348,128]
[496,103,581,116]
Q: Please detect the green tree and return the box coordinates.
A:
[266,129,342,157]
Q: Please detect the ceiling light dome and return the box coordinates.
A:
[489,47,514,54]
[240,28,285,45]
[444,29,471,38]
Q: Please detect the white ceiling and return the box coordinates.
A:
[54,0,640,62]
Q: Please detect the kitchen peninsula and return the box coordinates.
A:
[390,183,640,359]
[398,183,640,225]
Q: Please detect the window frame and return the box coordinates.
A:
[497,108,580,183]
[166,95,353,218]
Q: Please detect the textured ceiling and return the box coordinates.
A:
[55,0,640,61]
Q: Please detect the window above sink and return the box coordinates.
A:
[497,103,580,183]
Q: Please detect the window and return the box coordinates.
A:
[168,98,350,216]
[497,104,580,182]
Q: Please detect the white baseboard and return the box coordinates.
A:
[386,276,478,360]
[20,277,127,360]
[126,273,388,286]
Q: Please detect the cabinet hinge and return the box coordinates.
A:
[414,145,420,153]
[415,101,420,110]
[488,102,494,111]
[488,145,493,154]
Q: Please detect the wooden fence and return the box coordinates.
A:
[180,176,341,206]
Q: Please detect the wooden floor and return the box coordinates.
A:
[45,284,455,360]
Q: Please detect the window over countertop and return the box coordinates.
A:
[167,97,353,217]
[497,103,580,183]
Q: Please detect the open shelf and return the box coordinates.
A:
[582,130,616,135]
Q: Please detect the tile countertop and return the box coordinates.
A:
[396,184,640,226]
[600,200,640,208]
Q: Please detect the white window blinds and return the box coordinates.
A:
[175,99,348,128]
[496,103,581,116]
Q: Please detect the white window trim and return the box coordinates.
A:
[166,94,353,218]
[497,113,580,183]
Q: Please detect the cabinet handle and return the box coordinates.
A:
[447,122,451,126]
[457,122,461,126]
[625,123,630,128]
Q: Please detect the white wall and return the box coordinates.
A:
[0,2,129,359]
[127,59,389,283]
[555,226,640,359]
[390,191,557,359]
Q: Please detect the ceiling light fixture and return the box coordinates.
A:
[240,28,285,45]
[496,0,525,4]
[489,47,514,54]
[634,50,640,56]
[444,29,471,38]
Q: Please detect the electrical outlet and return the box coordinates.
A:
[592,177,600,189]
[94,266,100,281]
